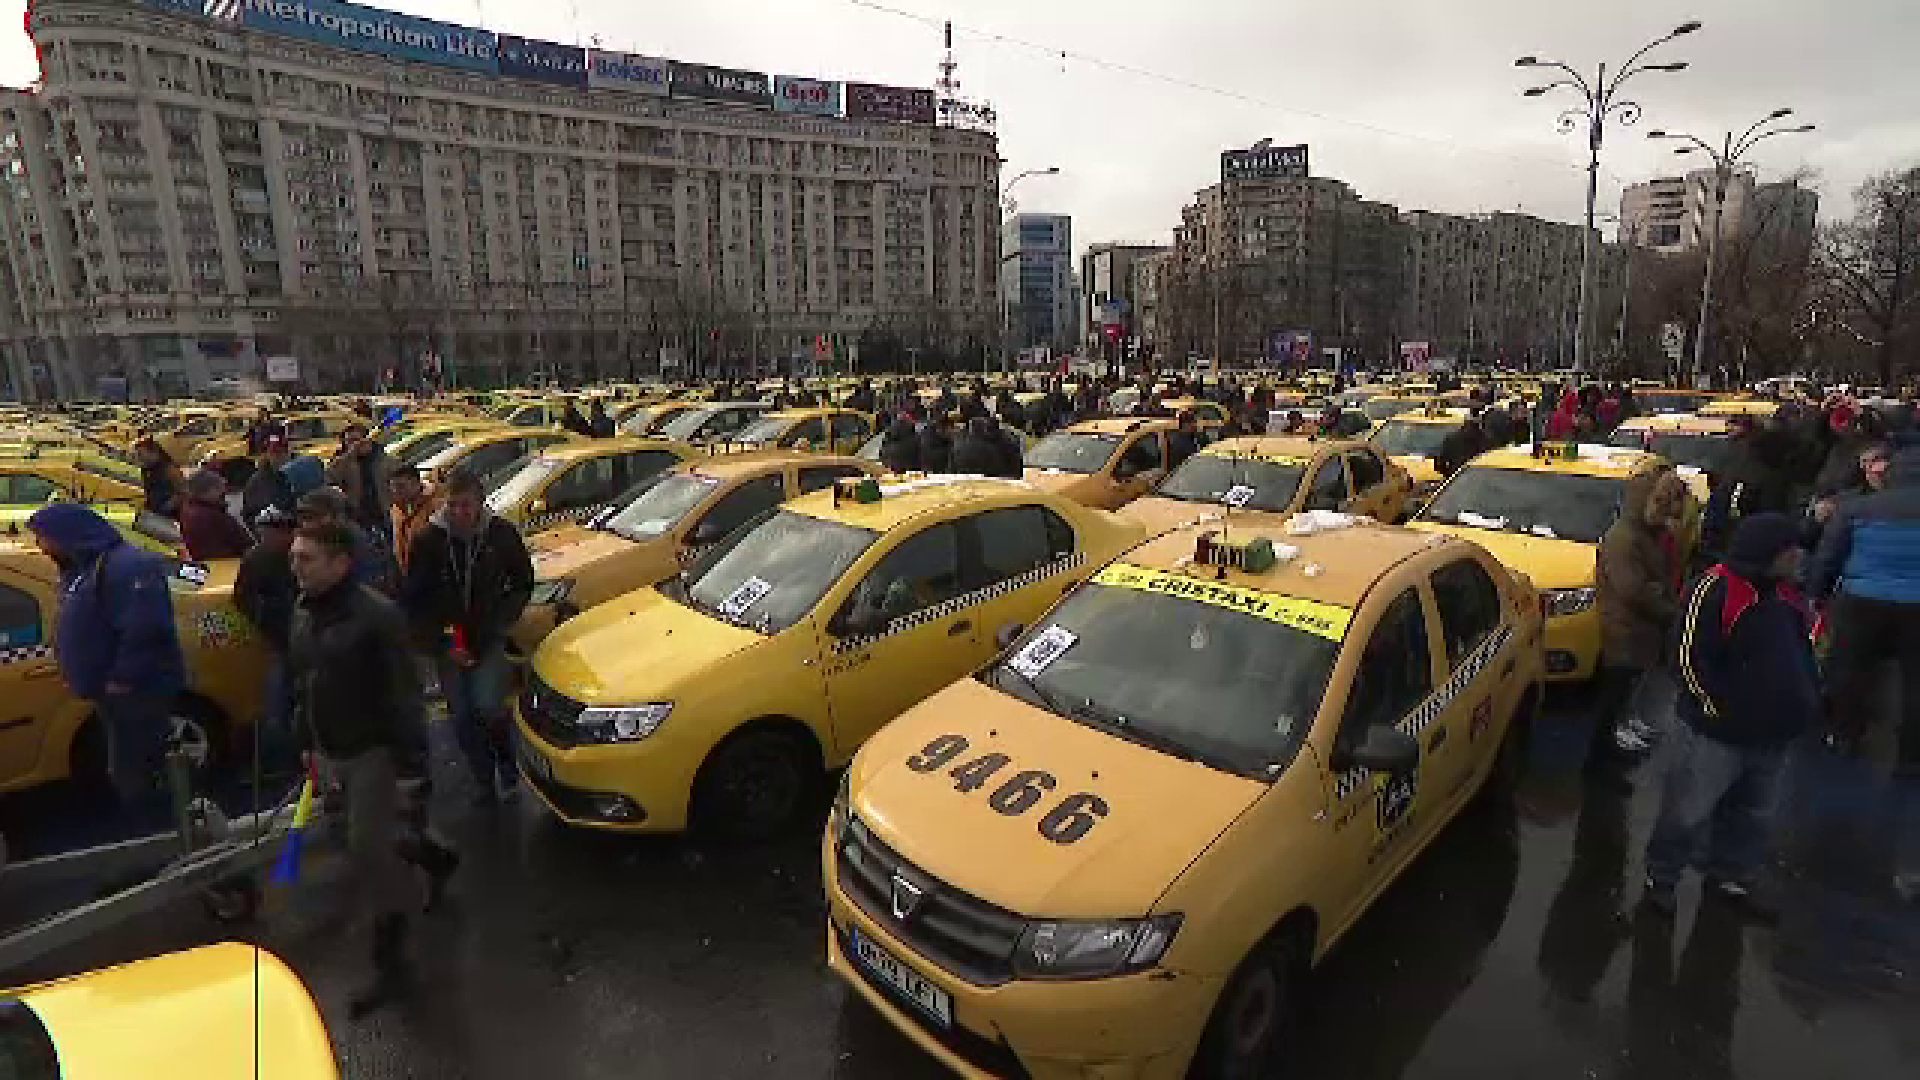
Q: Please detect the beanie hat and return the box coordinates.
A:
[1726,512,1799,577]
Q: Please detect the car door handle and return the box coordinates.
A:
[1428,727,1448,753]
[948,620,972,637]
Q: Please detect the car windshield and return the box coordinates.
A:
[1363,397,1425,421]
[683,509,878,635]
[485,455,563,512]
[1155,454,1305,512]
[992,580,1340,778]
[395,431,457,468]
[1649,434,1730,473]
[730,415,794,444]
[602,472,721,541]
[1372,420,1456,459]
[1421,466,1623,544]
[1636,392,1706,414]
[619,408,662,436]
[1026,432,1119,474]
[660,409,721,442]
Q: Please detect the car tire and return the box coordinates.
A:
[1191,929,1304,1080]
[691,725,816,843]
[167,697,227,784]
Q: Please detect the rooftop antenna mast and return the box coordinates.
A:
[936,20,959,127]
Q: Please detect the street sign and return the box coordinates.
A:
[1661,322,1686,360]
[264,355,299,382]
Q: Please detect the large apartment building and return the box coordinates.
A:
[0,0,1000,399]
[1619,169,1817,258]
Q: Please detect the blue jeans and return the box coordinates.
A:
[1644,721,1789,889]
[99,692,175,835]
[440,646,514,791]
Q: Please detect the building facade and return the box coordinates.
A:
[1618,168,1816,256]
[1000,212,1073,353]
[1078,242,1165,358]
[0,0,1000,399]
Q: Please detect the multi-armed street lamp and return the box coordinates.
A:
[1517,20,1699,373]
[1648,110,1816,386]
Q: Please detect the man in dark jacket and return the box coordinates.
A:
[1806,446,1920,903]
[289,518,454,1015]
[588,399,615,438]
[1593,467,1686,764]
[27,503,186,831]
[324,422,396,541]
[135,437,185,518]
[178,468,253,561]
[918,413,956,473]
[1435,415,1488,477]
[1643,513,1818,917]
[951,417,1015,477]
[1167,411,1203,472]
[401,466,534,805]
[561,403,593,437]
[234,506,299,765]
[879,418,922,473]
[241,436,297,525]
[1703,419,1797,557]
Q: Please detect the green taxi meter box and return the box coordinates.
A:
[832,476,881,506]
[1533,441,1581,462]
[1194,531,1278,573]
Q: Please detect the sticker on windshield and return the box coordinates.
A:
[1222,484,1256,508]
[718,575,773,618]
[1094,563,1352,641]
[1009,625,1076,679]
[175,562,209,586]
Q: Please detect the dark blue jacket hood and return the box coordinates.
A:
[27,502,124,561]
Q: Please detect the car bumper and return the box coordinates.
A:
[821,835,1214,1080]
[514,712,691,833]
[1544,606,1601,682]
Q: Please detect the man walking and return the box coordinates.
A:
[178,468,253,561]
[287,519,455,1015]
[1806,446,1920,902]
[26,503,186,833]
[325,422,396,542]
[241,436,297,525]
[1593,468,1686,765]
[1644,514,1819,917]
[234,506,299,768]
[401,467,534,805]
[388,465,439,580]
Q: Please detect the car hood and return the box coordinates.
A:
[1115,495,1226,535]
[1021,468,1098,498]
[532,586,763,703]
[1407,522,1597,589]
[851,678,1265,919]
[528,525,640,580]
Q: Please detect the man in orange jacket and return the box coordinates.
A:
[388,466,439,576]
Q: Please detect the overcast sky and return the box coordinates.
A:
[2,0,1914,259]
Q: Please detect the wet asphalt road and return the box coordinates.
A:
[3,690,1917,1080]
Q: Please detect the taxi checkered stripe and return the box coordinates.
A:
[1332,621,1514,801]
[524,502,608,533]
[833,552,1085,654]
[0,644,52,665]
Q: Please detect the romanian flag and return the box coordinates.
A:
[272,761,319,885]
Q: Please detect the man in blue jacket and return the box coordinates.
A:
[1644,513,1819,917]
[1806,445,1920,903]
[26,502,186,832]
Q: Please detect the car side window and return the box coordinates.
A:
[1338,589,1432,745]
[2,475,58,504]
[788,417,827,447]
[695,474,785,539]
[830,413,870,442]
[1430,557,1504,668]
[844,522,961,628]
[616,451,682,491]
[1040,506,1075,559]
[0,581,42,648]
[1123,433,1164,472]
[462,442,521,482]
[545,458,616,511]
[957,505,1054,591]
[1346,450,1385,491]
[797,464,866,494]
[1305,459,1349,511]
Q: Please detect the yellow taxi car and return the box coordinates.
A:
[710,408,875,456]
[655,401,775,448]
[0,545,266,795]
[1408,442,1689,682]
[415,426,581,486]
[1023,418,1179,511]
[1369,408,1472,498]
[516,476,1146,838]
[826,514,1544,1080]
[513,452,882,655]
[145,407,254,465]
[380,417,501,470]
[1158,398,1229,433]
[492,395,575,429]
[0,456,144,505]
[1609,413,1733,502]
[483,437,696,535]
[616,399,700,436]
[2,943,337,1080]
[1696,397,1780,420]
[198,409,360,485]
[1628,386,1718,416]
[1120,436,1411,534]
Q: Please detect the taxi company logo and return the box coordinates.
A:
[889,873,924,920]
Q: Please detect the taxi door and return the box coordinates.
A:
[1319,584,1448,933]
[0,570,70,790]
[1342,447,1408,522]
[1102,431,1167,509]
[951,503,1079,645]
[819,521,980,758]
[1424,555,1518,814]
[1300,455,1351,513]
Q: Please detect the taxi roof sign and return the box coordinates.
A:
[1195,531,1278,574]
[832,475,881,505]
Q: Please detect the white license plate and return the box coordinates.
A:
[852,927,952,1028]
[518,741,554,783]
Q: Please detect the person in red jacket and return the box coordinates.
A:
[1546,389,1579,440]
[178,468,253,561]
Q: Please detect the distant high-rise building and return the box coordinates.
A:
[1001,213,1074,353]
[1079,243,1167,358]
[1619,169,1816,257]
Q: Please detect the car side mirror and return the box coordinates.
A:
[1335,725,1419,775]
[994,622,1026,651]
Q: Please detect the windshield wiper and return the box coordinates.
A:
[993,661,1071,718]
[1067,699,1203,765]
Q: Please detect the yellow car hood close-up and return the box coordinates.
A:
[528,524,639,580]
[852,678,1266,919]
[1409,523,1597,590]
[532,586,764,703]
[1115,495,1231,535]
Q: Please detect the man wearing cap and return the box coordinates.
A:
[298,486,389,591]
[234,505,299,753]
[1643,513,1819,917]
[241,436,297,526]
[178,468,253,562]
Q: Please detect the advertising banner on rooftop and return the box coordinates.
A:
[237,0,497,74]
[845,82,935,125]
[1222,143,1309,182]
[587,49,668,95]
[773,75,841,116]
[496,33,587,88]
[669,61,771,107]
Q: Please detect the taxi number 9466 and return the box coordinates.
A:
[905,734,1108,845]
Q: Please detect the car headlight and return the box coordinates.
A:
[577,702,673,743]
[1012,914,1183,980]
[1543,587,1598,617]
[529,578,574,607]
[828,770,852,844]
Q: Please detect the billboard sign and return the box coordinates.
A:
[669,61,771,107]
[845,82,936,125]
[1399,340,1432,372]
[587,49,668,95]
[773,75,842,116]
[237,0,497,74]
[496,33,587,88]
[1221,143,1309,181]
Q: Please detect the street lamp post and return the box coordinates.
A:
[1518,21,1698,374]
[1648,110,1815,388]
[998,166,1060,373]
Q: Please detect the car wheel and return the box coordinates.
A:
[692,726,815,842]
[167,699,226,782]
[1191,931,1303,1080]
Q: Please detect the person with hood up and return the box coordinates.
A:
[1593,467,1688,763]
[178,468,253,561]
[1642,513,1817,918]
[26,502,186,832]
[400,466,534,805]
[1806,446,1920,903]
[241,436,297,526]
[879,417,922,473]
[134,436,185,518]
[234,505,299,763]
[918,412,956,473]
[325,421,396,541]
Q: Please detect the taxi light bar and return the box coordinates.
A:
[1533,441,1580,462]
[832,476,881,506]
[1194,531,1278,573]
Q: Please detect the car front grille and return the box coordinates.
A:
[833,921,1032,1080]
[519,673,586,748]
[835,816,1026,987]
